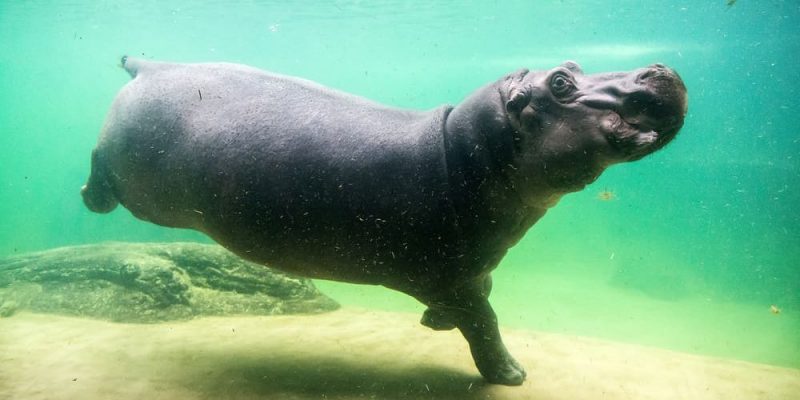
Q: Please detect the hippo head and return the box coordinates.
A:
[499,61,687,204]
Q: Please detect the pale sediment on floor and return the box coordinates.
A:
[1,308,798,400]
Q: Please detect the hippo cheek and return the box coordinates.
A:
[517,106,540,133]
[535,153,603,191]
[522,131,607,191]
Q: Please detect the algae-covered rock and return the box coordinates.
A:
[0,242,339,322]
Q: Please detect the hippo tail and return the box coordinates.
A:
[81,149,119,213]
[121,55,140,78]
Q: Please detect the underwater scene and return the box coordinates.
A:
[0,1,798,399]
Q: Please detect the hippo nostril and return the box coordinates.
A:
[638,70,655,81]
[638,64,674,82]
[637,66,682,89]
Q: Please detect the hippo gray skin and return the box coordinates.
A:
[82,56,687,385]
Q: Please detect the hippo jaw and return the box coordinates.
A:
[502,61,688,204]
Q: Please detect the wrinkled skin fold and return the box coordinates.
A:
[82,57,687,385]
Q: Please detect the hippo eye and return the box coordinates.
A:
[550,73,575,97]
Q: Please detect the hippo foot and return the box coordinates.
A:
[420,307,456,330]
[475,350,526,385]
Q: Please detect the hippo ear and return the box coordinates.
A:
[504,69,531,114]
[505,89,530,114]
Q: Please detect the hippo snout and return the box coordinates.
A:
[565,62,687,161]
[630,64,687,133]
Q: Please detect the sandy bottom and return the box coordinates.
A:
[317,272,800,370]
[1,309,798,400]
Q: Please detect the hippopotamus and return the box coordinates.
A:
[82,56,687,385]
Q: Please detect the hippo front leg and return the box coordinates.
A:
[457,297,525,385]
[421,279,525,385]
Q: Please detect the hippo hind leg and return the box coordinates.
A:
[81,149,119,213]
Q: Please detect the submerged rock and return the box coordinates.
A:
[0,242,339,322]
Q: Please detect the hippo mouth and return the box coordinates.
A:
[606,111,659,147]
[590,94,686,160]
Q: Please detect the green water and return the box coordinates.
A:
[1,0,798,371]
